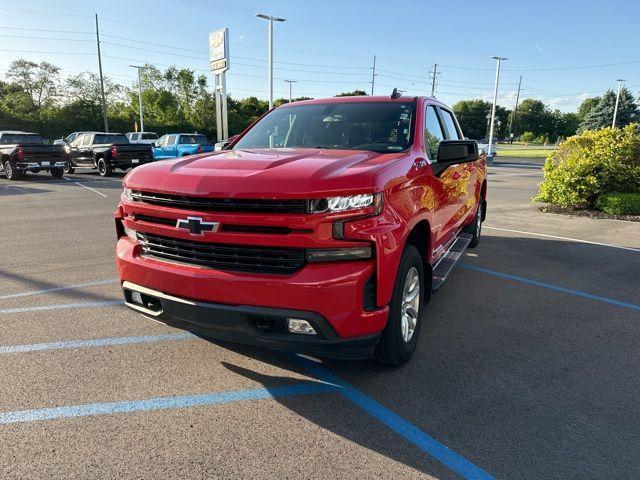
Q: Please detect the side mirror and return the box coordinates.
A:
[222,134,239,150]
[437,140,479,164]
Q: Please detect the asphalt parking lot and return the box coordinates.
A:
[1,159,639,480]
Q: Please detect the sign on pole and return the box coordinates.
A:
[209,28,229,142]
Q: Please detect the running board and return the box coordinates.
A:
[432,233,473,291]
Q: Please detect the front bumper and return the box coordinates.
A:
[116,236,388,358]
[122,281,380,359]
[17,161,66,171]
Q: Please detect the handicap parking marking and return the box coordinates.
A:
[0,300,123,314]
[483,226,640,253]
[0,332,194,354]
[459,263,640,313]
[0,383,337,425]
[0,278,118,300]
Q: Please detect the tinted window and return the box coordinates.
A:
[425,106,445,160]
[179,134,208,144]
[440,109,461,140]
[94,134,129,144]
[0,134,44,144]
[234,101,415,153]
[141,133,158,140]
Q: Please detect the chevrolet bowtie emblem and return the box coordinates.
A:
[176,217,220,235]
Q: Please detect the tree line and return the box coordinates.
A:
[0,59,638,142]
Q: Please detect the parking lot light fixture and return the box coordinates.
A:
[488,56,508,164]
[256,13,286,109]
[129,65,145,133]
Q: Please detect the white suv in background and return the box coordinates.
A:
[126,132,159,145]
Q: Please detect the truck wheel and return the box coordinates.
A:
[97,158,112,177]
[64,162,75,174]
[375,245,424,365]
[3,160,22,180]
[50,168,64,179]
[462,198,484,248]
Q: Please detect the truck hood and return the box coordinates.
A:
[124,148,405,198]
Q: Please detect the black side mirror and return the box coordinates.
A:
[437,140,479,164]
[222,134,240,150]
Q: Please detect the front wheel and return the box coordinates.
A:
[64,162,74,174]
[50,168,64,179]
[97,158,112,177]
[375,245,425,365]
[463,198,484,248]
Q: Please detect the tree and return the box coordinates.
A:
[335,90,367,97]
[579,88,638,132]
[6,59,60,111]
[577,97,600,124]
[452,99,509,140]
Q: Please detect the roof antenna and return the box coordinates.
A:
[390,88,401,99]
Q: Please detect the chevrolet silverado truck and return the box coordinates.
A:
[152,133,215,160]
[115,94,487,365]
[0,131,67,180]
[64,132,153,177]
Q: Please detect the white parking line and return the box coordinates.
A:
[484,226,640,252]
[0,278,118,300]
[0,300,123,314]
[63,177,108,198]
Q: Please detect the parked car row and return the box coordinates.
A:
[2,130,215,180]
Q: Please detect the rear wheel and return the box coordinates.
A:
[97,158,112,177]
[375,245,424,365]
[50,168,64,178]
[3,160,22,180]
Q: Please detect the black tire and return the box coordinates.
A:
[3,160,22,180]
[97,157,112,177]
[463,198,484,248]
[375,245,425,365]
[50,168,64,178]
[64,162,74,174]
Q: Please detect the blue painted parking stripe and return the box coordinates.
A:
[0,300,123,314]
[0,383,337,425]
[0,332,194,354]
[459,263,640,313]
[294,355,493,480]
[0,278,118,300]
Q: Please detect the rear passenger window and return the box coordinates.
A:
[440,109,461,140]
[425,106,445,160]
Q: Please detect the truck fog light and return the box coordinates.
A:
[131,291,144,305]
[287,318,317,335]
[123,226,137,241]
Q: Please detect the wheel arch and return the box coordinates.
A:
[404,219,433,303]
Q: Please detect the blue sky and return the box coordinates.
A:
[1,0,639,112]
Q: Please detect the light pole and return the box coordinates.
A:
[256,13,286,109]
[488,56,507,164]
[612,79,625,128]
[129,65,145,132]
[284,79,297,103]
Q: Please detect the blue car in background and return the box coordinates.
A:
[153,133,214,160]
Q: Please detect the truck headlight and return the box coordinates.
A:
[306,246,372,262]
[122,187,134,202]
[309,193,382,214]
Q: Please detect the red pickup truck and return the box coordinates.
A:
[115,94,486,364]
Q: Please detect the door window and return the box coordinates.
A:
[70,135,84,147]
[425,105,445,160]
[166,135,177,146]
[440,109,462,140]
[81,135,92,146]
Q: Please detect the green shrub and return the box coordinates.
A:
[520,131,535,143]
[535,124,640,208]
[534,135,549,145]
[595,192,640,215]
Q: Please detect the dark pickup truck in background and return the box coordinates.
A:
[0,131,67,180]
[65,132,154,177]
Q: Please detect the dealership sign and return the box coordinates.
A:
[209,28,229,74]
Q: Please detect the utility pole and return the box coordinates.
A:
[95,14,108,132]
[284,79,297,103]
[429,63,439,97]
[129,65,145,132]
[256,13,286,109]
[488,56,508,164]
[508,75,522,143]
[370,55,377,95]
[612,78,625,128]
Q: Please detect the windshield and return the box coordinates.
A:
[233,101,415,153]
[1,134,44,145]
[94,134,129,144]
[180,134,208,144]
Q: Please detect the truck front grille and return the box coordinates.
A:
[132,191,307,214]
[137,232,305,275]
